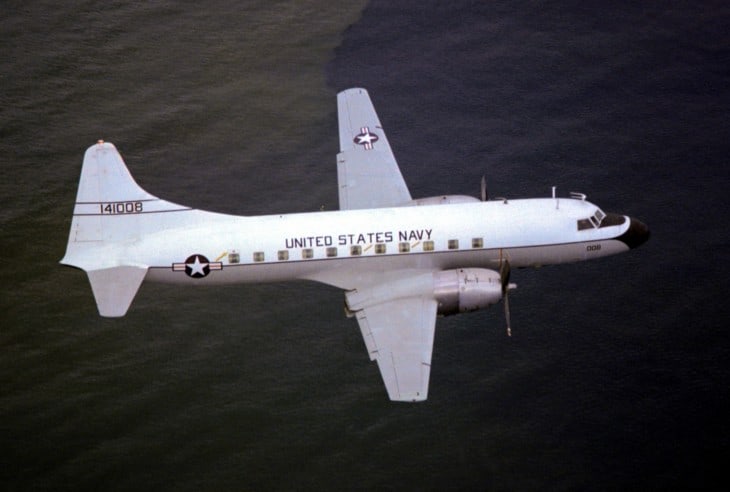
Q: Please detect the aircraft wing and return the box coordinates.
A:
[346,283,437,402]
[337,88,412,210]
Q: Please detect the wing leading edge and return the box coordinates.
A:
[336,88,412,210]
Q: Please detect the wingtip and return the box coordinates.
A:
[339,87,368,97]
[86,139,116,153]
[389,390,429,403]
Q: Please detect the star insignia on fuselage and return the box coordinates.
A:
[354,127,379,150]
[187,255,209,277]
[172,254,223,278]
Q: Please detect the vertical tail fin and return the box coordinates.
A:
[60,141,190,317]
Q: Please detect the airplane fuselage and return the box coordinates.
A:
[128,197,637,289]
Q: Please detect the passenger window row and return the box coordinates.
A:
[247,238,485,262]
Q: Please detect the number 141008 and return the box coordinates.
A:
[100,201,143,214]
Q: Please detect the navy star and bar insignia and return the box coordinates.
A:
[353,127,379,150]
[172,254,223,278]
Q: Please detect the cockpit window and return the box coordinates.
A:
[577,218,593,230]
[593,209,605,225]
[578,209,607,231]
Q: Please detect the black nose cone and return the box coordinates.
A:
[617,217,650,249]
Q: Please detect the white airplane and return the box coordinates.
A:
[61,88,649,402]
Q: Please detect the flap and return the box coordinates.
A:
[349,294,438,402]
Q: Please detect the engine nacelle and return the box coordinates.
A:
[434,268,502,316]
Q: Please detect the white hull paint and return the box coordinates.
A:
[135,198,631,288]
[61,88,649,401]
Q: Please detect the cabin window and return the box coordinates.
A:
[326,247,338,257]
[448,239,459,250]
[278,250,289,261]
[350,245,362,256]
[398,242,410,253]
[375,243,386,254]
[472,237,483,248]
[253,251,265,262]
[228,251,240,264]
[302,248,313,259]
[423,240,434,251]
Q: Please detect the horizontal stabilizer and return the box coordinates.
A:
[86,266,148,317]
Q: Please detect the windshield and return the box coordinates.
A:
[577,208,606,230]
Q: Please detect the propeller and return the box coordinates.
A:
[499,256,512,337]
[481,175,488,201]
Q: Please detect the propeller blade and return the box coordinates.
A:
[500,258,512,336]
[499,258,511,292]
[504,288,512,337]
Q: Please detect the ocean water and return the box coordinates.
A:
[2,1,729,490]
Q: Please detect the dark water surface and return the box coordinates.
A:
[2,1,729,490]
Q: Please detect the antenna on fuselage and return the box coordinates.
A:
[481,175,488,201]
